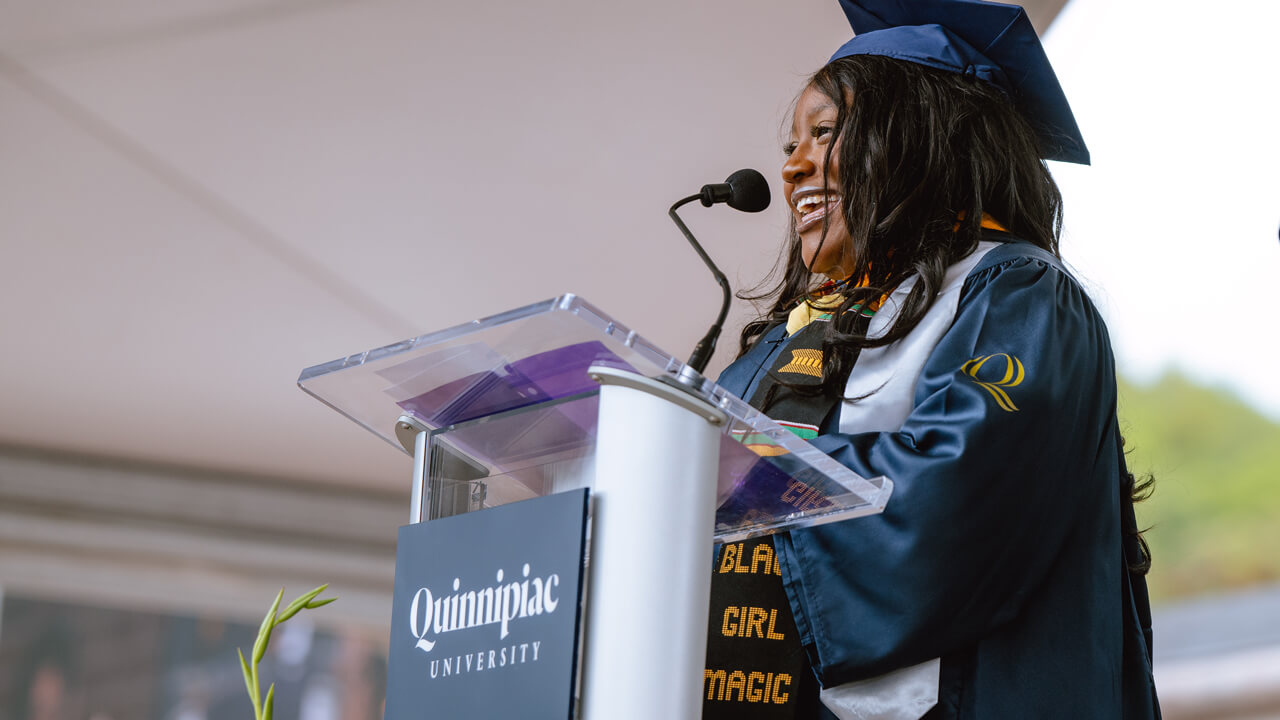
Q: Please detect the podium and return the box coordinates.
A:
[298,294,892,719]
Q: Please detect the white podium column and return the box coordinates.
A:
[580,366,724,720]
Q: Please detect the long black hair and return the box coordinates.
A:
[740,55,1063,396]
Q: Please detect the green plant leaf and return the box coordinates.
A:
[237,649,256,712]
[239,585,337,720]
[263,683,275,720]
[278,583,328,623]
[253,588,284,664]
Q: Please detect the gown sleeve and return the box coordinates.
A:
[776,251,1120,685]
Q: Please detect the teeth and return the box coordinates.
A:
[795,194,833,214]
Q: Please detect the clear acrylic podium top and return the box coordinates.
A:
[298,294,891,542]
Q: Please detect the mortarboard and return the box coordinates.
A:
[830,0,1089,165]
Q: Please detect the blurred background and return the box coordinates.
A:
[1,0,1276,718]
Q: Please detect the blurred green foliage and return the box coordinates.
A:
[1117,371,1280,604]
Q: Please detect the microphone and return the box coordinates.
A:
[699,168,772,213]
[669,169,772,374]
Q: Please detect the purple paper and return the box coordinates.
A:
[714,441,840,533]
[398,341,636,426]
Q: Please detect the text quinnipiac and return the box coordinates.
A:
[408,563,560,653]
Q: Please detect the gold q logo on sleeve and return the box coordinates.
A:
[962,353,1025,412]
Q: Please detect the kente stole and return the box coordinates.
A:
[703,297,874,719]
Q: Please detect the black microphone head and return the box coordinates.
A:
[724,168,771,213]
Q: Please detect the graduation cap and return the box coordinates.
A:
[830,0,1089,165]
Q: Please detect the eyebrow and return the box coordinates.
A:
[788,103,838,141]
[807,102,838,117]
[797,102,839,126]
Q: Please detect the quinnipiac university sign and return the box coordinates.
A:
[385,489,589,719]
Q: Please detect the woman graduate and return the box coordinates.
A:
[703,1,1160,718]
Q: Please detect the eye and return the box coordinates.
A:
[811,125,834,142]
[782,141,798,156]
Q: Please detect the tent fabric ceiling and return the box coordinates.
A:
[0,0,1067,491]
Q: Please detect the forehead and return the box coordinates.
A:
[791,86,839,128]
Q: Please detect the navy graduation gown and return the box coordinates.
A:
[717,241,1160,719]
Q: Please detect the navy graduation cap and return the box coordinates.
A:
[831,0,1089,165]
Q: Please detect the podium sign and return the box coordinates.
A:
[385,489,590,719]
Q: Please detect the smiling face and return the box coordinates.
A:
[783,84,855,281]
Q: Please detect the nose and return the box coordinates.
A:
[782,147,815,186]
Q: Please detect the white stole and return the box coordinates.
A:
[819,242,998,720]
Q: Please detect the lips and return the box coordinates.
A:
[791,189,841,233]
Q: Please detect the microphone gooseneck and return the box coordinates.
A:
[671,169,772,374]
